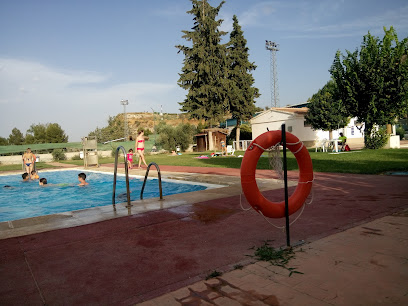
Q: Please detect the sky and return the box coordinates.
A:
[1,0,407,142]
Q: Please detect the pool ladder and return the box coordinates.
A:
[112,146,163,209]
[140,162,163,200]
[112,146,131,208]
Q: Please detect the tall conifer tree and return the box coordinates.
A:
[227,15,260,144]
[176,0,228,124]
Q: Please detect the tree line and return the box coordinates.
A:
[1,123,68,145]
[306,27,408,148]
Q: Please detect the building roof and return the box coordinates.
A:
[202,128,228,134]
[250,107,309,123]
[272,107,309,114]
[285,102,309,108]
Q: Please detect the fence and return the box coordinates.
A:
[233,140,252,151]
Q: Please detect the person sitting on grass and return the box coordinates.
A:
[78,173,89,186]
[39,178,47,186]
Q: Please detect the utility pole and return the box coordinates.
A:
[265,41,279,108]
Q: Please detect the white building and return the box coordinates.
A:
[250,108,365,148]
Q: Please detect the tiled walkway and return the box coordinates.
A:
[139,213,408,305]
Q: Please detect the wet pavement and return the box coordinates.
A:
[0,166,407,305]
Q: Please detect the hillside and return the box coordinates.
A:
[118,112,204,135]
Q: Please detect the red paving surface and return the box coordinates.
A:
[1,166,408,305]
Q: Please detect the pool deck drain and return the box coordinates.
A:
[0,166,407,305]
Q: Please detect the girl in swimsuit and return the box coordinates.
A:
[126,149,134,169]
[22,148,35,174]
[135,130,148,168]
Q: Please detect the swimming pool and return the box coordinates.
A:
[0,170,210,222]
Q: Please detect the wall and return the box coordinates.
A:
[251,111,317,144]
[251,110,365,148]
[0,151,112,165]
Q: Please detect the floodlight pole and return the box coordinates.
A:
[265,40,279,108]
[121,99,129,140]
[151,107,156,144]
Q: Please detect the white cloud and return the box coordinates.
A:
[0,58,180,141]
[231,1,408,39]
[239,1,277,28]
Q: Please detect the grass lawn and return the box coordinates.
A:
[54,148,408,175]
[1,149,406,175]
[0,162,59,172]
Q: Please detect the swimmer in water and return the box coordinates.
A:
[22,172,29,182]
[31,170,39,180]
[39,178,48,186]
[78,173,89,186]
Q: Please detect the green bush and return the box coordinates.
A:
[71,154,82,160]
[52,149,66,161]
[227,124,252,144]
[396,126,405,140]
[157,123,195,151]
[365,128,389,149]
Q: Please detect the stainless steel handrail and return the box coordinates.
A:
[140,162,163,200]
[112,146,131,208]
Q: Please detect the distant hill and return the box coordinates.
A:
[118,112,203,136]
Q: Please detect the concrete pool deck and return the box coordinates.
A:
[0,165,407,305]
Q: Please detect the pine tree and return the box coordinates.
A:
[176,0,229,124]
[227,15,260,145]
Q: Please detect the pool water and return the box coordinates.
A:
[0,170,207,222]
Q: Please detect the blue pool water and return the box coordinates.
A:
[0,170,207,222]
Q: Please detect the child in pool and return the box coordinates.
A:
[31,170,39,180]
[39,178,47,185]
[22,172,29,181]
[78,173,89,186]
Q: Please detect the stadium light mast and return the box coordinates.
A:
[265,41,279,108]
[120,99,129,140]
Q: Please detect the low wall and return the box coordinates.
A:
[0,151,112,165]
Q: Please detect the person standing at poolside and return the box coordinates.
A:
[135,130,148,169]
[22,148,35,174]
[127,149,134,169]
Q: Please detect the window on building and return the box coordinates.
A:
[351,127,354,136]
[287,126,293,132]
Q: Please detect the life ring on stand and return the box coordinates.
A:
[240,131,313,219]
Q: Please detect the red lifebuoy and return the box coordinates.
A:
[240,131,313,218]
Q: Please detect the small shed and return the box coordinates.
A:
[195,128,228,152]
[81,136,99,167]
[195,133,208,152]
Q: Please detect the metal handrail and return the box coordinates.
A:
[140,162,163,200]
[112,146,131,208]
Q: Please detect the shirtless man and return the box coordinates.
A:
[22,148,35,174]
